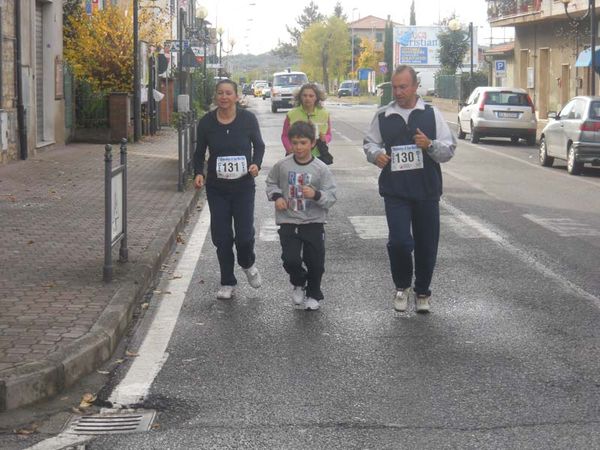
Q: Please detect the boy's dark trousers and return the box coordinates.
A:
[278,223,325,301]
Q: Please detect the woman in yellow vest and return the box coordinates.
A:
[281,83,332,162]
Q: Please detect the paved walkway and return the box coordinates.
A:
[0,129,201,411]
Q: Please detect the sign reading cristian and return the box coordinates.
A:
[394,26,442,66]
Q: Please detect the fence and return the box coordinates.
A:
[75,81,109,129]
[435,73,489,101]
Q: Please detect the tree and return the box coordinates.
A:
[64,5,170,93]
[437,26,470,75]
[299,16,350,93]
[65,6,133,92]
[410,0,416,26]
[383,18,394,81]
[333,2,346,20]
[356,38,381,72]
[274,1,324,57]
[63,0,83,42]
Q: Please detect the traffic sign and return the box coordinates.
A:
[495,60,507,75]
[165,40,190,52]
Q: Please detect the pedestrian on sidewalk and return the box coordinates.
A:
[363,65,456,313]
[266,121,337,311]
[281,83,333,164]
[194,79,265,300]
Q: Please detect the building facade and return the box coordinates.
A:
[1,0,65,164]
[488,0,599,118]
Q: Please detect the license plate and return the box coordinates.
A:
[498,111,519,118]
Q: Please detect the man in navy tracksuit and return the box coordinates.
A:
[363,65,456,313]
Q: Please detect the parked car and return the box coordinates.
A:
[338,80,360,97]
[457,86,537,146]
[539,95,600,175]
[254,81,268,97]
[262,86,271,100]
[242,83,253,96]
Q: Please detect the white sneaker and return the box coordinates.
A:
[415,294,431,313]
[393,288,411,312]
[304,297,320,311]
[216,285,234,300]
[292,286,305,307]
[243,264,261,289]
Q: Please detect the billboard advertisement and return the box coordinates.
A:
[393,26,478,69]
[395,26,442,66]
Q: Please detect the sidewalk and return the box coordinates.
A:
[0,129,202,411]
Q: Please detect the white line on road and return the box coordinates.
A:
[452,133,600,189]
[26,205,212,450]
[109,205,211,406]
[523,214,600,237]
[441,199,600,306]
[26,434,92,450]
[332,128,352,142]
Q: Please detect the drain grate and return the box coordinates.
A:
[64,409,156,435]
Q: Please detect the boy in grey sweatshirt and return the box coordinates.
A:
[266,121,337,311]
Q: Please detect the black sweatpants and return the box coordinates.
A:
[278,223,325,301]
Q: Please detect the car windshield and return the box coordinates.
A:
[273,74,308,86]
[340,82,353,89]
[484,92,529,106]
[589,101,600,119]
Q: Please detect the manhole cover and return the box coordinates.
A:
[64,409,156,435]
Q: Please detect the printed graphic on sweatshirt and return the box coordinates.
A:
[287,171,313,211]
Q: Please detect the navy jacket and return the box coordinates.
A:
[377,105,442,200]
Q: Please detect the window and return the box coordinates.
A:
[589,101,600,119]
[376,32,383,43]
[559,100,576,118]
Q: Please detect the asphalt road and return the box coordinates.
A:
[29,97,600,449]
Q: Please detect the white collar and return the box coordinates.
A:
[384,97,426,117]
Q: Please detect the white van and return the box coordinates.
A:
[270,70,308,113]
[416,70,436,97]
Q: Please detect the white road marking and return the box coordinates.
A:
[26,435,92,450]
[259,218,279,241]
[348,215,388,239]
[332,128,352,142]
[27,205,212,449]
[441,199,600,306]
[523,214,600,237]
[109,205,211,405]
[455,135,600,189]
[440,215,492,239]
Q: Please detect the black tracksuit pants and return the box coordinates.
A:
[278,223,325,301]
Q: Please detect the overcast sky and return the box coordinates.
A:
[198,0,514,55]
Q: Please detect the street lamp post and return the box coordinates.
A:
[448,19,474,81]
[133,0,141,141]
[351,8,359,78]
[195,6,209,108]
[448,19,474,98]
[217,27,235,78]
[561,0,596,95]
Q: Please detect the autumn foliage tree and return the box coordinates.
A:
[299,16,350,92]
[356,38,382,74]
[64,5,170,93]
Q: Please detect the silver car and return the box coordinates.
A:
[458,86,537,146]
[539,96,600,175]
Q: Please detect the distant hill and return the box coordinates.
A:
[227,52,301,80]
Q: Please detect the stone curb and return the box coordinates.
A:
[0,185,203,411]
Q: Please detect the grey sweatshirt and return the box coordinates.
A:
[266,155,337,225]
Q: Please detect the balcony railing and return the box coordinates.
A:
[487,0,542,20]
